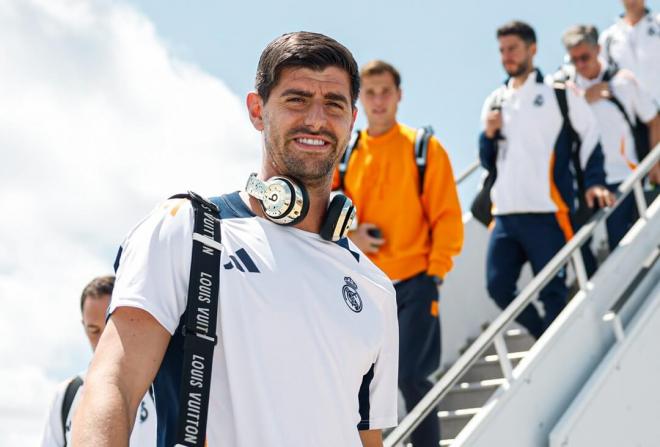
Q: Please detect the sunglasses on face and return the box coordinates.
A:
[570,53,592,64]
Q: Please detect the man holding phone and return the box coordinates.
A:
[334,60,463,446]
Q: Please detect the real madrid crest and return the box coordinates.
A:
[342,276,363,313]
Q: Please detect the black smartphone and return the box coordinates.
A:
[367,228,382,239]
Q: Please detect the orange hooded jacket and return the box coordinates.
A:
[333,123,464,281]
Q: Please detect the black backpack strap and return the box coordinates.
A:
[337,129,361,191]
[603,34,617,70]
[61,375,83,447]
[172,191,222,447]
[414,126,434,193]
[554,85,597,225]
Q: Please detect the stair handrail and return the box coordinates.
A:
[385,143,660,446]
[455,160,481,185]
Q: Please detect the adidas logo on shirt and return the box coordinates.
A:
[224,248,260,273]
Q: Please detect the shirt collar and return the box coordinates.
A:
[505,68,544,92]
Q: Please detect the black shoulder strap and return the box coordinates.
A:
[600,68,634,130]
[170,191,222,447]
[554,84,589,199]
[61,375,83,447]
[554,84,570,125]
[414,126,434,193]
[337,130,361,191]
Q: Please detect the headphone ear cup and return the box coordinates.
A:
[320,194,355,242]
[286,179,310,226]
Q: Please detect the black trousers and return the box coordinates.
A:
[395,272,441,446]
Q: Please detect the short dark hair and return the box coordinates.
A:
[497,20,537,45]
[360,60,401,89]
[80,275,115,313]
[255,31,360,107]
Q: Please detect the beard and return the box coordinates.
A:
[504,58,532,77]
[264,123,348,186]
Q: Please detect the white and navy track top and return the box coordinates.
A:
[40,372,156,447]
[600,10,660,107]
[110,192,399,447]
[479,69,605,216]
[573,65,658,184]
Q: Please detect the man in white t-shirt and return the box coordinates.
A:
[72,32,399,447]
[560,24,659,250]
[40,276,156,447]
[600,0,660,107]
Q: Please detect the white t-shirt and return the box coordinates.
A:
[574,65,658,184]
[600,11,660,107]
[40,372,156,447]
[110,192,399,447]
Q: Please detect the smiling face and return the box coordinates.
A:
[247,66,357,187]
[359,71,401,132]
[82,293,110,352]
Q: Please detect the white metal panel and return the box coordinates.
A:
[549,281,660,447]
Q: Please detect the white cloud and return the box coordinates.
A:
[0,0,260,443]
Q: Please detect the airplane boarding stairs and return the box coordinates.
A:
[386,144,660,446]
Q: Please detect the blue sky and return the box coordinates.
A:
[128,0,645,182]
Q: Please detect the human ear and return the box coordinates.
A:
[246,92,265,131]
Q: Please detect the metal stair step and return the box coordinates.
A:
[483,328,535,355]
[458,352,524,382]
[437,407,479,440]
[438,378,505,411]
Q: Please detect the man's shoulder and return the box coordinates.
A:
[345,241,396,300]
[128,192,252,241]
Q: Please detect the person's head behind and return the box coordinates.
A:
[622,0,645,14]
[248,31,359,187]
[562,25,601,79]
[80,275,114,351]
[497,21,537,77]
[359,60,402,132]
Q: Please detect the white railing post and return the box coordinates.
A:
[603,311,626,342]
[571,249,589,292]
[493,332,513,386]
[633,179,648,220]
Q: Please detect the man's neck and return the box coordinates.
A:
[366,120,397,137]
[624,7,646,25]
[511,67,535,89]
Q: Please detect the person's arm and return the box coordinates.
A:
[648,115,660,185]
[649,114,660,150]
[479,92,500,170]
[71,307,170,446]
[626,72,660,150]
[72,198,193,445]
[421,137,464,279]
[359,429,383,447]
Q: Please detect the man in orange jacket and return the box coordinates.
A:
[334,60,464,446]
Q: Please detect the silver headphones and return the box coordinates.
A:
[245,173,356,242]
